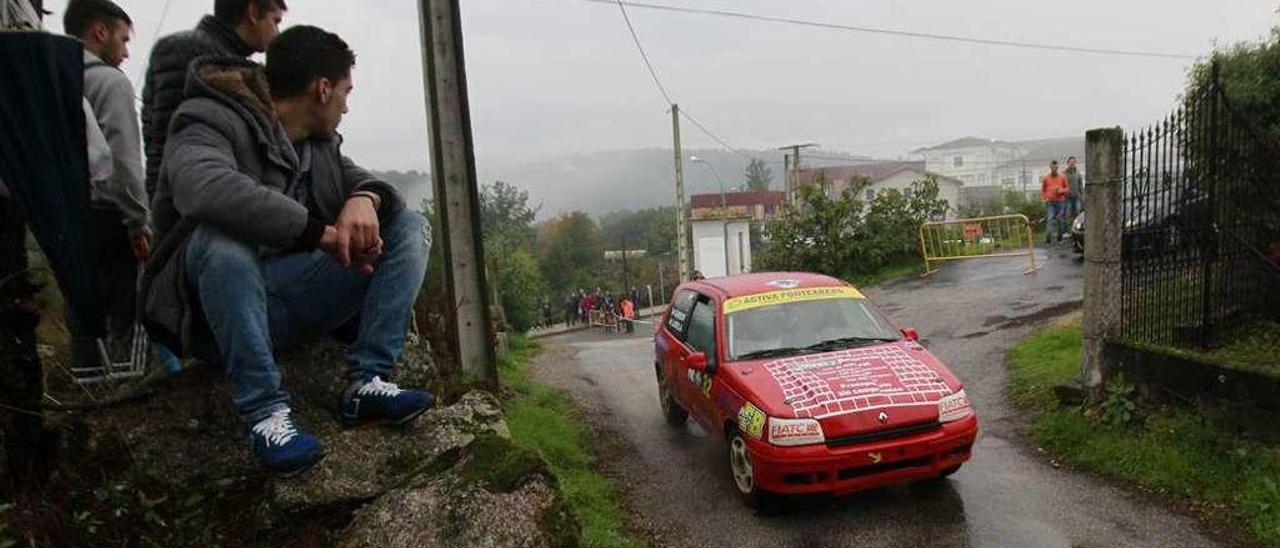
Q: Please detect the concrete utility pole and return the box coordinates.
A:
[778,143,818,206]
[417,0,496,387]
[672,104,690,282]
[1081,127,1124,389]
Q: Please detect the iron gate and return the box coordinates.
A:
[1119,63,1280,347]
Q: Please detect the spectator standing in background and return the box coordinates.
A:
[1040,160,1070,244]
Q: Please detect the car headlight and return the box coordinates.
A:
[767,417,825,446]
[938,389,973,423]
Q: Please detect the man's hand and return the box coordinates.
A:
[130,232,151,263]
[321,196,382,273]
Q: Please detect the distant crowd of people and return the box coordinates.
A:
[561,287,643,333]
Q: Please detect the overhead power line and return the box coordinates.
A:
[612,0,762,162]
[614,0,673,106]
[580,0,1196,60]
[679,110,756,161]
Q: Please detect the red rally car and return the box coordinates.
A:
[654,272,978,507]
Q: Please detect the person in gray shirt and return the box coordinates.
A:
[64,0,149,365]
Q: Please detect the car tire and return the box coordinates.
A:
[656,363,687,426]
[727,428,777,511]
[938,464,961,478]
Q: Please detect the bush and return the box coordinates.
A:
[492,248,548,332]
[755,175,949,280]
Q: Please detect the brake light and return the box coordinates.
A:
[767,417,825,446]
[938,388,973,423]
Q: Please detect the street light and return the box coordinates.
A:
[691,156,732,276]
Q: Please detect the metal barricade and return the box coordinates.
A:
[918,214,1040,276]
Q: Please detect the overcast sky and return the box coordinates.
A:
[44,0,1277,172]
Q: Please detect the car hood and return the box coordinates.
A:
[727,341,963,437]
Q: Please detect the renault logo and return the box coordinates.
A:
[877,411,889,423]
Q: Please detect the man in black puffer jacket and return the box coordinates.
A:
[140,0,286,199]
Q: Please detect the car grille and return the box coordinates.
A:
[824,420,942,448]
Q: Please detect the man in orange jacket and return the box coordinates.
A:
[1041,160,1070,244]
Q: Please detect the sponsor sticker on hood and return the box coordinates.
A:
[765,345,952,419]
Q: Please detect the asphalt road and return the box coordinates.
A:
[530,246,1228,548]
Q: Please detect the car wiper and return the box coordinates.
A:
[803,336,899,351]
[735,347,806,360]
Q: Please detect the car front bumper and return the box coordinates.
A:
[749,414,979,496]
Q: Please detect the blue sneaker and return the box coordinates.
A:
[339,375,435,426]
[248,408,323,475]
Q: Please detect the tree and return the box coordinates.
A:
[478,181,546,332]
[756,174,949,281]
[1186,29,1280,137]
[743,158,774,192]
[537,211,604,296]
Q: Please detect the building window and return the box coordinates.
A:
[865,188,876,201]
[953,156,964,167]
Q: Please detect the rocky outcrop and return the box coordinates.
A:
[50,340,578,547]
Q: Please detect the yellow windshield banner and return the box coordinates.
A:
[722,286,864,314]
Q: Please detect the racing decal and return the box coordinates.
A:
[737,402,766,439]
[686,369,712,398]
[768,420,822,443]
[764,345,953,419]
[722,286,864,314]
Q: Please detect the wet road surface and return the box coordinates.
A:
[530,246,1227,548]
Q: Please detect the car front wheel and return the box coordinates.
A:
[656,363,688,426]
[728,428,775,510]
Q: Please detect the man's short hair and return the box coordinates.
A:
[63,0,131,38]
[1067,156,1077,161]
[213,0,286,25]
[1050,160,1059,165]
[265,25,355,99]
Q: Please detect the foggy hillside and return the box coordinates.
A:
[375,148,876,219]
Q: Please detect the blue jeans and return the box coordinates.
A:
[1065,195,1081,219]
[186,209,430,424]
[1045,201,1066,241]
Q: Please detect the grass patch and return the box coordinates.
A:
[1133,320,1280,377]
[499,335,645,548]
[1007,325,1280,546]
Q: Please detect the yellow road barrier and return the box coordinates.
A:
[918,214,1040,276]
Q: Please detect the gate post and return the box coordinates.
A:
[1082,128,1124,389]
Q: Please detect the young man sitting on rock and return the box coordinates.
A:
[147,25,433,474]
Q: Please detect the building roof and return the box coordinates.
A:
[796,161,963,187]
[690,190,785,209]
[910,137,1014,153]
[995,137,1085,171]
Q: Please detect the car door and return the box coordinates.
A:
[678,294,720,428]
[659,290,699,406]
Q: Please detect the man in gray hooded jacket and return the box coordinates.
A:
[147,26,432,474]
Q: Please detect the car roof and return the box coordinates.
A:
[685,272,851,299]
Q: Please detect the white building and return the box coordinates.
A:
[690,218,752,278]
[795,161,963,218]
[912,136,1086,204]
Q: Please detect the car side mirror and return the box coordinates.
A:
[901,328,920,342]
[684,352,709,372]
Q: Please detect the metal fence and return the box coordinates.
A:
[918,214,1039,276]
[1119,63,1280,347]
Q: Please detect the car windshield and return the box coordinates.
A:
[726,296,901,360]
